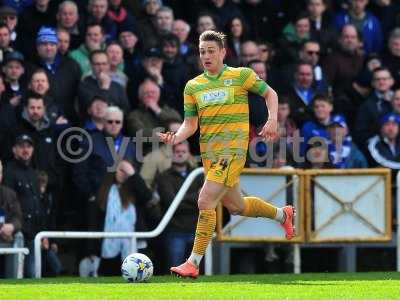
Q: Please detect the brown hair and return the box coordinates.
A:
[199,30,226,49]
[311,93,333,106]
[97,171,135,210]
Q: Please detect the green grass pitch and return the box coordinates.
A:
[1,272,400,300]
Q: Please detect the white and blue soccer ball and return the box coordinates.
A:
[121,253,153,282]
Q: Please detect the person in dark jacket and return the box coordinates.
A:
[160,34,189,114]
[322,24,364,111]
[25,27,82,124]
[2,134,49,277]
[156,142,203,270]
[107,0,136,35]
[333,0,383,55]
[86,0,117,43]
[56,1,85,51]
[73,106,136,258]
[73,106,136,202]
[355,67,395,147]
[82,95,109,134]
[1,51,26,112]
[16,0,56,58]
[367,112,400,172]
[7,92,65,192]
[285,62,323,127]
[78,50,130,120]
[126,78,181,155]
[382,28,400,88]
[0,159,22,278]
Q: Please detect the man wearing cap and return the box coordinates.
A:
[367,112,400,170]
[26,26,82,123]
[0,6,18,44]
[127,46,165,107]
[10,92,62,191]
[2,133,46,277]
[327,114,368,168]
[2,51,25,109]
[119,27,140,80]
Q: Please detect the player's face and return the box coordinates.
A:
[199,41,225,74]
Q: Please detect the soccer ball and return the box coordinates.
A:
[121,253,153,282]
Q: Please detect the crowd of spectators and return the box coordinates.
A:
[1,0,400,277]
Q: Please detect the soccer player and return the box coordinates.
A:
[158,30,295,278]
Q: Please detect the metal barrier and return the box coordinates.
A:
[213,168,395,274]
[34,167,205,278]
[34,167,399,277]
[0,248,29,255]
[0,232,28,278]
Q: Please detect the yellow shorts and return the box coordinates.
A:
[202,155,246,187]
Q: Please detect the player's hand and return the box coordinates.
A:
[259,119,278,141]
[157,131,176,145]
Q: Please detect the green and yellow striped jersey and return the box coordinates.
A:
[183,65,268,159]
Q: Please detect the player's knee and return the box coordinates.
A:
[225,202,245,215]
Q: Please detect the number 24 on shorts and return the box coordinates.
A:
[210,157,231,177]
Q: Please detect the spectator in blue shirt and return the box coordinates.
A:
[333,0,383,54]
[327,114,368,168]
[300,93,333,155]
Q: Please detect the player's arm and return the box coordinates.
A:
[243,67,279,141]
[158,116,198,145]
[258,86,279,140]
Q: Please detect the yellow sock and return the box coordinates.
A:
[241,196,278,219]
[192,210,216,257]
